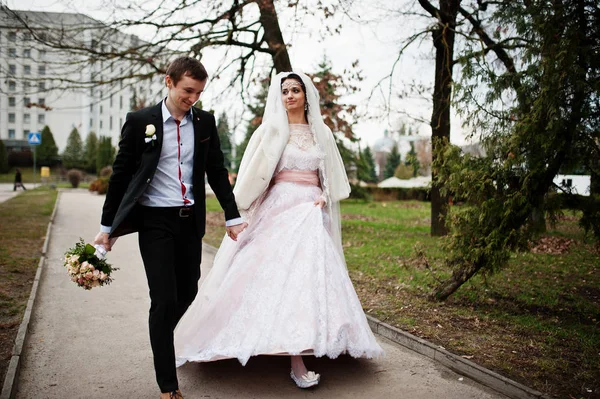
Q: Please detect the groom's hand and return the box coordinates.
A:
[94,232,112,251]
[226,222,248,241]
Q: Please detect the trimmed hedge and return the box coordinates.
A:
[355,185,430,202]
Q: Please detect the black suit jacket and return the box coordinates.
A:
[101,102,240,238]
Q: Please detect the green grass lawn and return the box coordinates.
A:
[0,187,58,385]
[204,197,599,398]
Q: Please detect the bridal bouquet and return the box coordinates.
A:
[63,239,118,290]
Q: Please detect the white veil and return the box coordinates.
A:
[192,71,350,310]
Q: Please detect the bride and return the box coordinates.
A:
[174,71,383,388]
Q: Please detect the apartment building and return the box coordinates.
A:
[0,7,168,152]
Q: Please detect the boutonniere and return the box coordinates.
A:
[144,124,157,146]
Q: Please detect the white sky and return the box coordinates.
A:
[12,0,471,147]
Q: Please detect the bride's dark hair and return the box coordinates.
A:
[281,73,307,94]
[281,73,309,120]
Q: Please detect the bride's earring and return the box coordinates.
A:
[304,103,308,111]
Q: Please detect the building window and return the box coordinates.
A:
[110,116,113,129]
[8,113,16,123]
[38,81,46,91]
[89,118,93,128]
[38,65,46,75]
[39,114,45,124]
[38,98,45,106]
[38,50,46,59]
[8,129,15,139]
[23,129,30,138]
[8,81,16,91]
[120,118,123,127]
[24,97,31,106]
[8,48,16,57]
[100,120,103,129]
[8,97,16,106]
[119,95,123,109]
[23,33,32,41]
[24,114,31,123]
[8,64,16,74]
[100,105,103,114]
[8,32,16,42]
[110,94,113,107]
[23,81,31,91]
[24,65,31,75]
[23,49,31,58]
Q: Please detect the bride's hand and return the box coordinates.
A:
[313,198,326,209]
[226,222,248,241]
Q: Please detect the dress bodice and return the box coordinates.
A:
[276,124,325,173]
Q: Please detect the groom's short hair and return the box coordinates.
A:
[166,57,208,85]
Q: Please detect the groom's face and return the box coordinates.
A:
[166,74,207,114]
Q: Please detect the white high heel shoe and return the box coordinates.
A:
[290,369,320,388]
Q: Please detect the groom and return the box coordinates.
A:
[94,57,246,399]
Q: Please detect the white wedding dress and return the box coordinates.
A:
[174,124,383,367]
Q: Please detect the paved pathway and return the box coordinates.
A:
[0,183,23,204]
[15,190,506,398]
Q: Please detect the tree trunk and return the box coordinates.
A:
[256,0,292,72]
[432,260,480,301]
[427,0,461,236]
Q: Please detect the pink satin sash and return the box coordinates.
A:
[273,170,320,186]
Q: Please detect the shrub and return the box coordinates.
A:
[99,166,113,178]
[394,164,414,180]
[89,177,109,195]
[67,169,83,188]
[349,183,372,201]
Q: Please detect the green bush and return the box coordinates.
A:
[349,183,372,201]
[365,186,430,201]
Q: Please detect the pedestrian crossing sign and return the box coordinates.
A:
[28,132,41,145]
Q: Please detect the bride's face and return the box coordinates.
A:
[281,78,306,112]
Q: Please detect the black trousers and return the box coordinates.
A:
[138,205,202,393]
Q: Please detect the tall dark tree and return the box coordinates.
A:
[62,128,85,169]
[0,140,8,173]
[384,145,401,179]
[216,112,234,170]
[405,142,420,177]
[357,146,377,183]
[96,136,116,171]
[418,0,461,236]
[37,125,59,166]
[83,132,99,174]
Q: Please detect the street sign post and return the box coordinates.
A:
[28,132,41,188]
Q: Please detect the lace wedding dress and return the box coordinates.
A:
[174,124,384,366]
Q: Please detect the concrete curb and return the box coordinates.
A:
[1,191,60,399]
[366,316,552,399]
[203,240,552,399]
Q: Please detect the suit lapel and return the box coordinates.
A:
[192,107,203,169]
[149,102,164,152]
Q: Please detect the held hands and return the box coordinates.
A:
[227,222,248,241]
